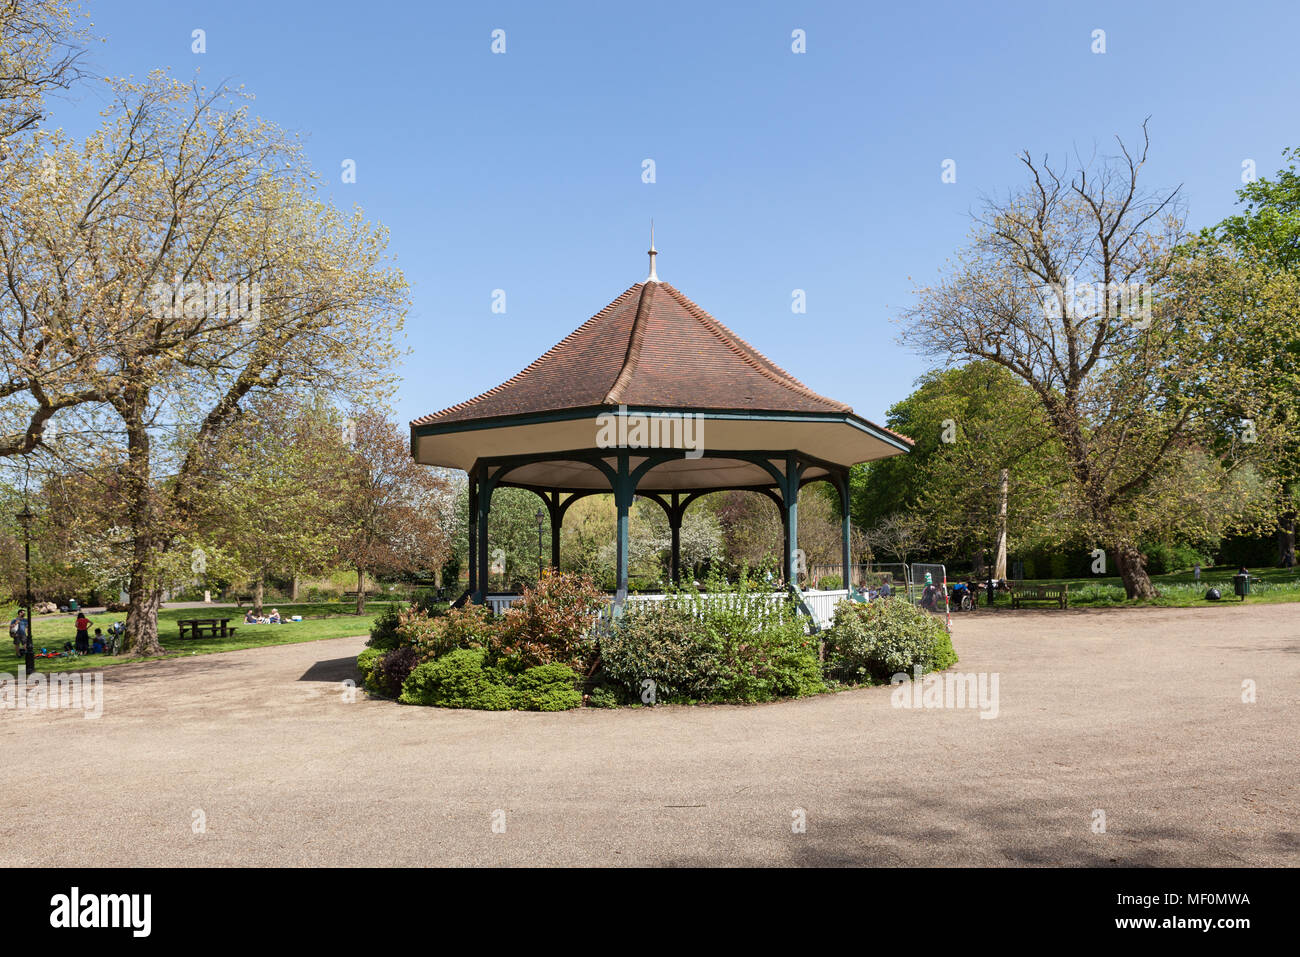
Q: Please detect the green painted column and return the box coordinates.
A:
[468,471,478,597]
[614,453,632,606]
[474,464,493,604]
[669,492,682,586]
[548,492,561,571]
[838,469,851,591]
[781,453,802,586]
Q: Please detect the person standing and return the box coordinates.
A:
[1193,562,1201,583]
[9,609,29,656]
[920,573,939,612]
[74,611,92,654]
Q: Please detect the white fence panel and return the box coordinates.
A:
[485,594,524,615]
[801,588,848,630]
[488,588,851,634]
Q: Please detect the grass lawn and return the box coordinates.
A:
[999,564,1300,608]
[1,600,413,674]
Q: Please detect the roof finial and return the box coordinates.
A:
[646,219,659,283]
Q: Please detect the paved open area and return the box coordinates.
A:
[2,603,1296,866]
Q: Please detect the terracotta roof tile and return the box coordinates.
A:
[413,281,854,426]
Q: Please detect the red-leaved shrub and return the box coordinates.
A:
[493,572,605,672]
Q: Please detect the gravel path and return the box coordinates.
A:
[2,603,1295,866]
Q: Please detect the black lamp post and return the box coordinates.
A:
[535,508,545,581]
[15,505,34,673]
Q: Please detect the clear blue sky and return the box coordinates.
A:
[56,0,1300,427]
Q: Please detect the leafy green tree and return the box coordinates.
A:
[488,487,553,590]
[855,363,1066,575]
[201,399,342,613]
[449,484,555,591]
[1210,148,1300,270]
[1197,149,1300,563]
[1,73,409,652]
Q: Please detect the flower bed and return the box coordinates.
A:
[356,574,957,710]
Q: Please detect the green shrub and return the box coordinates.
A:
[817,574,842,590]
[601,603,723,702]
[1048,553,1068,580]
[512,663,583,711]
[585,684,625,708]
[699,602,824,703]
[356,646,384,683]
[367,604,405,650]
[602,586,824,704]
[753,616,827,699]
[413,589,447,615]
[399,648,513,710]
[1140,542,1209,576]
[824,597,957,684]
[395,606,445,657]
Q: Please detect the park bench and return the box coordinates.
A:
[1009,583,1069,609]
[177,617,235,640]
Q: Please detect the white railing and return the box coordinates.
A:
[800,589,848,630]
[485,594,524,615]
[487,588,850,632]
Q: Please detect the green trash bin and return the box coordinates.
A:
[67,598,79,612]
[1232,574,1250,600]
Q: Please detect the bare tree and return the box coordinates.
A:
[902,122,1228,598]
[864,512,924,568]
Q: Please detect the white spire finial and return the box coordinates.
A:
[646,220,659,283]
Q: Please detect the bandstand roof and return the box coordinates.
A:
[411,258,910,493]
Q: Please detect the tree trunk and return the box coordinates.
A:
[993,468,1009,580]
[125,578,163,656]
[254,569,265,616]
[1115,543,1157,599]
[355,568,366,614]
[122,390,165,656]
[1277,509,1296,569]
[291,573,300,601]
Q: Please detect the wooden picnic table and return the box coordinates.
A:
[177,617,235,640]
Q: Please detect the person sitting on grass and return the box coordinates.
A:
[268,608,282,624]
[244,609,258,625]
[91,628,105,654]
